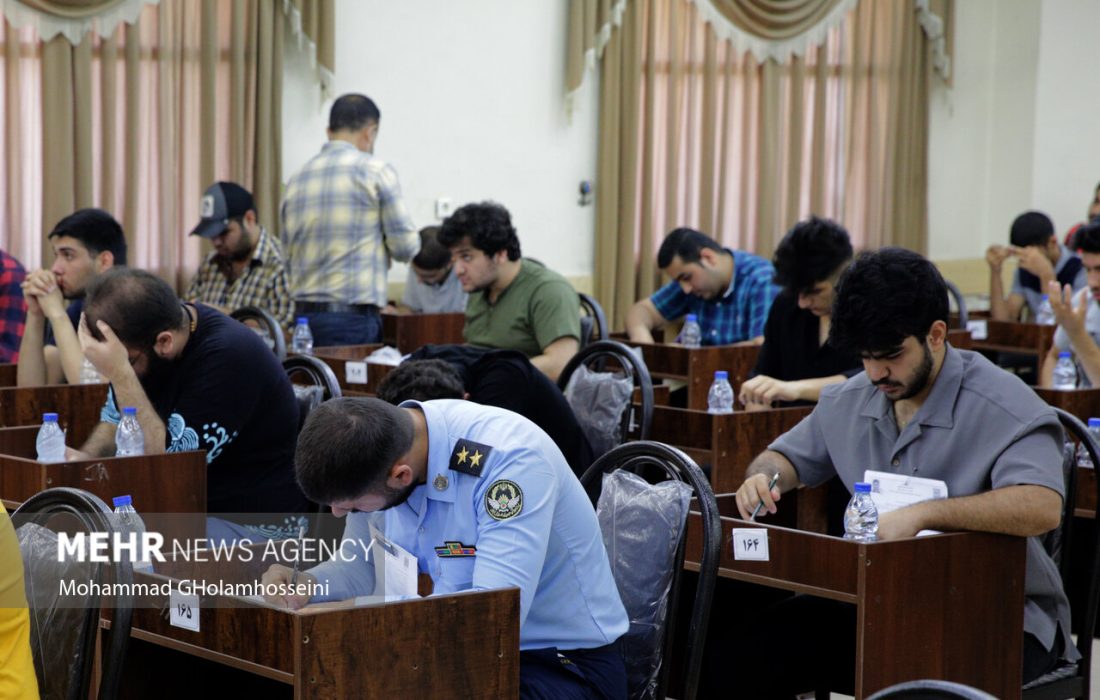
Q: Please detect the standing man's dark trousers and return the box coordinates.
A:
[296,303,382,347]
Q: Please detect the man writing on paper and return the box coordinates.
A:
[717,248,1073,696]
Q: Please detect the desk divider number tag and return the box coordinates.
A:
[170,588,200,632]
[345,361,368,385]
[732,529,770,561]
[966,319,988,341]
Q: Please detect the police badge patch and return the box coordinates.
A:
[485,480,523,520]
[450,439,493,477]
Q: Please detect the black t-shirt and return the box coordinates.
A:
[408,344,596,478]
[105,304,308,516]
[751,291,862,406]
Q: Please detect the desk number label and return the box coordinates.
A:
[170,589,200,632]
[966,319,988,341]
[732,529,770,561]
[346,361,368,385]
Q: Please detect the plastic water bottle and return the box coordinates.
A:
[707,370,735,414]
[115,407,144,457]
[1078,418,1100,469]
[843,482,879,542]
[112,495,152,572]
[79,356,101,384]
[681,314,702,348]
[291,317,314,354]
[1052,351,1078,390]
[35,413,65,463]
[1035,296,1056,325]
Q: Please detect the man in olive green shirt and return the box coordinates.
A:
[439,202,580,381]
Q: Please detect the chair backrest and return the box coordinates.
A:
[944,280,969,329]
[866,679,998,699]
[229,306,287,360]
[283,355,342,432]
[558,340,654,452]
[580,441,720,700]
[578,293,609,349]
[12,487,133,700]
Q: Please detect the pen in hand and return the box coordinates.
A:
[290,525,305,587]
[749,472,781,522]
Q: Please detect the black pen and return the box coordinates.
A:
[749,472,780,522]
[289,525,305,587]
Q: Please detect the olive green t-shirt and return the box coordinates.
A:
[464,259,580,357]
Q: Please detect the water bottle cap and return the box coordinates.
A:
[112,495,132,507]
[1089,418,1100,428]
[122,407,137,416]
[1041,295,1049,301]
[42,412,58,421]
[685,314,698,322]
[1059,351,1073,359]
[854,482,872,493]
[714,370,728,380]
[296,317,309,325]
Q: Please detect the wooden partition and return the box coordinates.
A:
[620,341,759,411]
[1034,386,1100,517]
[973,320,1055,357]
[684,495,1026,699]
[382,312,466,353]
[0,364,14,387]
[0,383,108,446]
[310,345,398,396]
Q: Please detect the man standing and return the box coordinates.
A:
[17,209,126,385]
[281,93,419,346]
[0,249,26,363]
[438,201,580,381]
[186,181,294,330]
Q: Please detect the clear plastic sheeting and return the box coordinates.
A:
[564,363,634,457]
[292,383,325,428]
[17,522,97,700]
[596,469,693,700]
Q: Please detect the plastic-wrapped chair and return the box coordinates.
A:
[283,355,342,432]
[867,679,998,699]
[12,487,133,700]
[579,293,609,348]
[559,340,654,457]
[229,305,287,360]
[944,280,968,329]
[581,441,720,700]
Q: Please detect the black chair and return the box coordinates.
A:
[580,441,720,700]
[1022,407,1100,699]
[867,679,998,699]
[558,339,654,452]
[12,487,133,700]
[230,305,287,360]
[283,355,342,432]
[944,280,969,329]
[579,292,609,348]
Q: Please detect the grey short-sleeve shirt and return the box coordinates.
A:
[400,266,468,313]
[1052,287,1100,388]
[1010,244,1087,317]
[770,346,1075,658]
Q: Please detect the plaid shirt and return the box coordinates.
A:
[0,250,26,362]
[185,226,295,330]
[280,141,419,307]
[650,248,780,345]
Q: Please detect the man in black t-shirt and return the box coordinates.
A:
[74,268,308,539]
[377,344,595,477]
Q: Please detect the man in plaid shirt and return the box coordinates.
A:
[281,93,419,346]
[626,227,780,347]
[0,249,26,363]
[186,181,294,330]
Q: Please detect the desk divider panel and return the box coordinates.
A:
[381,313,466,353]
[0,383,109,447]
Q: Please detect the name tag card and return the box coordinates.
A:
[345,361,368,385]
[732,529,770,561]
[369,522,418,598]
[170,589,200,632]
[966,319,988,341]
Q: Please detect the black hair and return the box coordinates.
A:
[411,226,451,270]
[329,93,380,133]
[294,398,415,504]
[438,202,521,261]
[1073,220,1100,254]
[656,228,723,269]
[772,217,853,293]
[377,360,465,405]
[829,247,948,355]
[48,208,127,266]
[1009,211,1054,248]
[82,268,184,347]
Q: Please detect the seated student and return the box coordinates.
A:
[262,397,629,699]
[395,226,467,313]
[1062,181,1100,247]
[0,508,39,700]
[625,227,779,347]
[738,217,860,410]
[0,248,27,363]
[1041,219,1100,387]
[73,268,309,541]
[376,347,595,477]
[438,202,580,382]
[987,210,1085,322]
[722,248,1073,696]
[17,209,126,386]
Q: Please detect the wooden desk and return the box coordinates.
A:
[0,383,108,447]
[973,320,1055,357]
[684,495,1026,699]
[310,345,399,396]
[1034,387,1100,518]
[621,341,759,411]
[0,363,14,387]
[382,312,466,353]
[946,328,973,350]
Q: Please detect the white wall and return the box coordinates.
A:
[282,0,600,282]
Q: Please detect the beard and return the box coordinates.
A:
[136,347,175,391]
[872,341,934,402]
[376,480,417,511]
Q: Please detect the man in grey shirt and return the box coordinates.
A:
[1042,219,1100,388]
[987,210,1086,322]
[398,226,467,313]
[722,248,1074,696]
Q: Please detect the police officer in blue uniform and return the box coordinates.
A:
[262,396,629,699]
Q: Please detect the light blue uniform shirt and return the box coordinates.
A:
[306,399,629,651]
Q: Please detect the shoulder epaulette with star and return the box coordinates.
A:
[449,438,493,477]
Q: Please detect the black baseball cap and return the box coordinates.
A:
[190,182,255,238]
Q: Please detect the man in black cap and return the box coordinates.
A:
[186,181,294,330]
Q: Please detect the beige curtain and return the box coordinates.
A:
[576,0,947,328]
[708,0,848,39]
